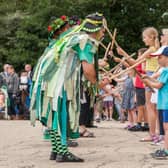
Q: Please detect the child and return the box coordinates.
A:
[117,27,160,137]
[19,71,30,119]
[142,46,168,158]
[94,89,104,122]
[129,48,147,131]
[149,29,168,144]
[115,69,136,128]
[149,68,163,144]
[102,83,114,121]
[113,85,123,122]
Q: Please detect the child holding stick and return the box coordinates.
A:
[117,27,160,138]
[142,46,168,158]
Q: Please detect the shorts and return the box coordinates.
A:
[103,101,113,109]
[135,88,145,106]
[158,110,168,123]
[145,71,154,92]
[150,89,158,104]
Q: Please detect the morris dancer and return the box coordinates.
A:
[30,15,70,140]
[31,13,108,162]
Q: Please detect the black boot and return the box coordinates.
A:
[49,152,57,160]
[56,152,84,162]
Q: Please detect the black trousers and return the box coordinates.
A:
[8,93,16,115]
[79,91,94,126]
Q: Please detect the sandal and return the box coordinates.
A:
[140,138,153,142]
[124,124,133,130]
[140,135,156,142]
[79,129,95,138]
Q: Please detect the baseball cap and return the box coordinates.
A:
[150,46,168,57]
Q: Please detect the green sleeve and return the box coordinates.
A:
[77,43,94,64]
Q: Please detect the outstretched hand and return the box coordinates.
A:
[99,77,110,88]
[141,74,149,79]
[108,50,114,58]
[98,59,108,67]
[116,46,126,56]
[141,76,152,86]
[113,57,121,63]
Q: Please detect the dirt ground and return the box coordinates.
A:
[0,120,168,168]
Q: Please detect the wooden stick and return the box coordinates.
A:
[124,59,155,92]
[99,42,107,50]
[114,47,156,91]
[110,58,155,92]
[110,28,117,51]
[99,66,108,73]
[154,66,161,73]
[106,28,117,59]
[113,66,122,74]
[109,58,146,80]
[103,42,111,60]
[104,25,119,47]
[106,53,136,74]
[141,75,158,83]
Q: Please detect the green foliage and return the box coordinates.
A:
[0,0,167,71]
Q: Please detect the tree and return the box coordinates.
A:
[0,0,167,71]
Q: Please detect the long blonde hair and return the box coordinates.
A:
[142,27,160,49]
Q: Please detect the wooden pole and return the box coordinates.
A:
[106,53,136,74]
[99,42,107,50]
[110,28,117,51]
[109,58,146,80]
[104,25,119,47]
[103,42,111,60]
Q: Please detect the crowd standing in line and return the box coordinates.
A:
[0,64,32,120]
[1,12,168,161]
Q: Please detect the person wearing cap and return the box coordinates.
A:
[146,28,168,144]
[142,46,168,158]
[140,29,168,143]
[30,13,108,162]
[78,13,107,136]
[151,28,168,144]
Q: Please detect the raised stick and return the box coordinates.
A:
[103,42,111,60]
[106,53,136,74]
[110,28,117,51]
[99,66,108,73]
[104,25,119,47]
[109,58,146,80]
[100,42,107,50]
